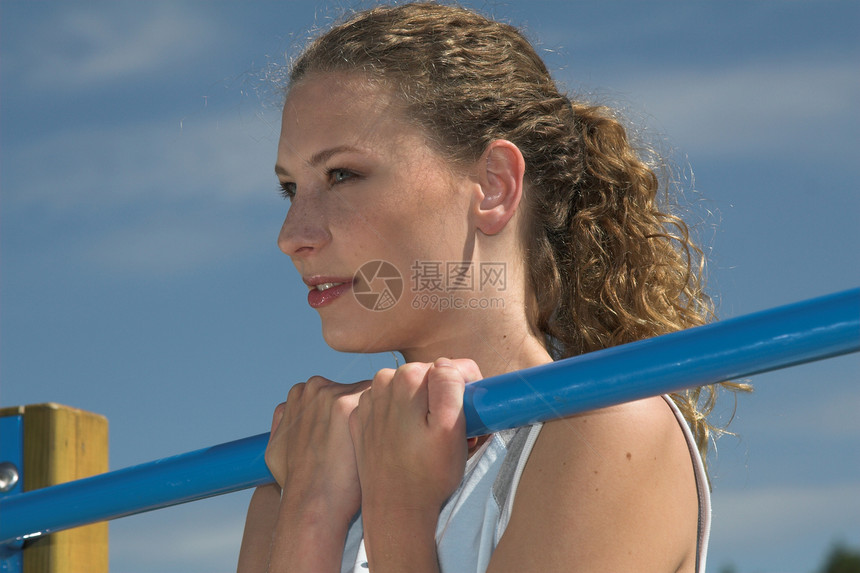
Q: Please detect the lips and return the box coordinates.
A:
[304,276,355,309]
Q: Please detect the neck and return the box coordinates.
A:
[399,310,552,379]
[400,231,550,377]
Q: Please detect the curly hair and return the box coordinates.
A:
[287,2,748,466]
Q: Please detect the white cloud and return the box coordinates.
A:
[727,363,860,441]
[776,383,860,439]
[710,483,860,572]
[810,386,860,437]
[109,494,249,573]
[81,208,277,275]
[611,56,860,160]
[3,105,285,275]
[5,110,280,210]
[713,483,860,542]
[13,4,219,91]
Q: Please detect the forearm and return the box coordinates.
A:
[266,489,353,573]
[237,484,281,573]
[361,506,441,573]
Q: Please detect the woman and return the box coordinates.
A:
[238,3,744,572]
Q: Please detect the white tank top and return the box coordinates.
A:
[341,395,711,572]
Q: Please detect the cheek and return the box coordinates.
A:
[333,164,470,265]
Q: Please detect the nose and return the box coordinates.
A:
[277,195,331,258]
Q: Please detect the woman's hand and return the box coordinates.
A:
[258,377,369,572]
[265,376,370,520]
[349,358,481,571]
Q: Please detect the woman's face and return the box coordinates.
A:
[275,72,480,356]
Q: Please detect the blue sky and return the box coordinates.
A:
[1,1,858,572]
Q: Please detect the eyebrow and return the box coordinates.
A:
[275,145,364,178]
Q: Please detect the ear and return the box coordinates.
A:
[472,140,525,235]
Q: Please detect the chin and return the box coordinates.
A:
[319,318,399,354]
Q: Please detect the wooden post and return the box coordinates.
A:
[0,404,109,573]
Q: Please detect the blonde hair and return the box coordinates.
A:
[288,2,748,464]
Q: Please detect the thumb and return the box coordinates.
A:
[426,358,466,431]
[270,402,286,437]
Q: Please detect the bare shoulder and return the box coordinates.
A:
[488,396,699,573]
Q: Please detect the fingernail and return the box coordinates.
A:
[435,358,455,368]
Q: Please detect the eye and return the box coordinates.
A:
[278,181,296,200]
[327,168,356,186]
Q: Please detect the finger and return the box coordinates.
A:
[302,375,335,397]
[342,379,372,397]
[448,358,484,383]
[393,362,433,414]
[426,358,466,431]
[348,405,362,445]
[270,402,286,436]
[355,380,373,419]
[370,368,396,396]
[328,380,370,425]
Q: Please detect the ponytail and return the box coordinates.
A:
[539,101,749,459]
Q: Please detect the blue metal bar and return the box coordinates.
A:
[0,414,25,572]
[464,287,860,434]
[1,288,858,547]
[0,433,271,548]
